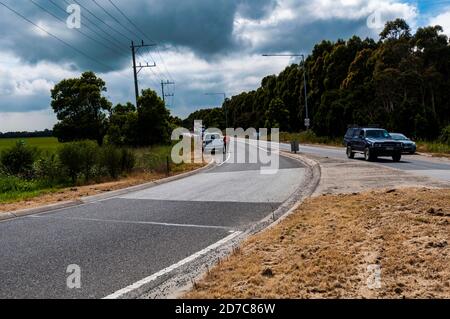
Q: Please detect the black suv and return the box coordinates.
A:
[344,127,403,162]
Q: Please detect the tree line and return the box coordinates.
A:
[0,130,53,139]
[185,19,450,141]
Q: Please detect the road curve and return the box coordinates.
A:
[0,141,306,299]
[275,142,450,183]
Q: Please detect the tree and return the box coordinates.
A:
[51,71,112,145]
[106,102,137,146]
[183,19,450,140]
[137,89,171,145]
[380,19,411,41]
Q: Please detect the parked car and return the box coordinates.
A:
[345,127,403,162]
[203,133,226,154]
[389,133,417,154]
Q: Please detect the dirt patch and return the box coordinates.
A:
[186,188,450,299]
[0,163,204,214]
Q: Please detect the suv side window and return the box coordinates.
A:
[359,130,365,138]
[352,129,361,138]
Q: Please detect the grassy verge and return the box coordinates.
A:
[0,144,204,210]
[279,131,342,147]
[186,188,450,299]
[416,141,450,157]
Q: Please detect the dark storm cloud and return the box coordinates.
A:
[0,0,277,72]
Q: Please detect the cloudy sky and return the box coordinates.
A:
[0,0,449,132]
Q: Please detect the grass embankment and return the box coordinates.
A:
[0,139,204,210]
[187,188,450,299]
[280,132,450,157]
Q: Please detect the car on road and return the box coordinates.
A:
[203,132,226,154]
[390,133,417,154]
[345,127,403,162]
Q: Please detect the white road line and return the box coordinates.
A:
[217,150,232,166]
[103,230,242,299]
[28,215,233,231]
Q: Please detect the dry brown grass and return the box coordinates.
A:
[0,162,204,213]
[186,188,450,299]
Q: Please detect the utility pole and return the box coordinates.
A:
[131,40,156,108]
[161,80,175,104]
[262,53,310,130]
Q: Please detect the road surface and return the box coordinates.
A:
[0,141,305,299]
[278,143,450,182]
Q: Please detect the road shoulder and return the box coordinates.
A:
[184,153,450,299]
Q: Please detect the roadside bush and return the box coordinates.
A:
[33,153,65,186]
[120,148,136,173]
[79,141,99,182]
[58,142,84,184]
[100,145,122,179]
[440,125,450,145]
[0,141,37,177]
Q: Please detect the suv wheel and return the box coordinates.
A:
[392,153,402,162]
[364,147,375,161]
[346,146,355,159]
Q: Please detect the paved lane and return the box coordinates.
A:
[0,141,305,299]
[277,143,450,182]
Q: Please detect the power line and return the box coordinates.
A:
[71,0,133,42]
[51,0,127,54]
[92,0,139,40]
[0,0,113,71]
[107,0,174,82]
[61,0,128,51]
[30,0,124,57]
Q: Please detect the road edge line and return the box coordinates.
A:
[103,231,242,299]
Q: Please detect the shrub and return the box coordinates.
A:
[440,125,450,145]
[0,141,37,176]
[79,141,99,182]
[33,153,65,186]
[120,148,136,173]
[58,142,84,184]
[100,145,122,179]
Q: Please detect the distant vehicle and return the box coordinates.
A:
[345,127,403,162]
[344,127,360,147]
[390,133,417,154]
[203,133,226,154]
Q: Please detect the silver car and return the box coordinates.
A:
[390,133,417,154]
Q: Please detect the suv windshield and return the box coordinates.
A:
[366,130,391,139]
[391,134,407,141]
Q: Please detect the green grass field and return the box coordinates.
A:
[0,137,60,153]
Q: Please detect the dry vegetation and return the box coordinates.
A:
[187,188,450,299]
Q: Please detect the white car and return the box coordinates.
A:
[203,133,226,154]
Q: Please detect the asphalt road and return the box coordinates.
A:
[0,141,305,299]
[277,143,450,182]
